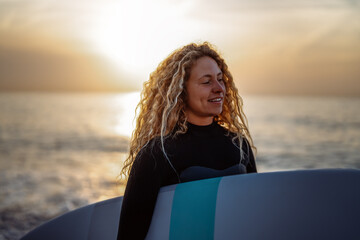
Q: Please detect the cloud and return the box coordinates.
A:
[0,43,139,92]
[0,0,102,38]
[190,0,359,13]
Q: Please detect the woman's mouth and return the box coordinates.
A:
[208,97,223,103]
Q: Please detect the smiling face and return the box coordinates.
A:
[184,56,226,125]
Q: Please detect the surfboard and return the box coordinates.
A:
[21,169,360,240]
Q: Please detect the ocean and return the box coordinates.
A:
[1,92,359,239]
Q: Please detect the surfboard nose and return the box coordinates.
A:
[21,197,122,240]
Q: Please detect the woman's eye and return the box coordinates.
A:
[218,79,223,82]
[202,81,210,84]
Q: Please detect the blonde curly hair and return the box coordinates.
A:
[121,42,256,178]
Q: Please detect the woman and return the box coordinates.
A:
[117,42,257,239]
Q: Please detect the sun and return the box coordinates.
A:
[88,0,195,79]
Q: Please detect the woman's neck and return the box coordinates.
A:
[186,116,214,126]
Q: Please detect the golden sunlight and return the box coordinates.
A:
[88,0,195,79]
[113,92,141,137]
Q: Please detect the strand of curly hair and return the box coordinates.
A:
[120,42,256,179]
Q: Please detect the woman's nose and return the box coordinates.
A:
[212,80,225,93]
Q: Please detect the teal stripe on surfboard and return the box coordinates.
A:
[169,177,222,240]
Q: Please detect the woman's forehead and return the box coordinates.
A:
[189,56,222,78]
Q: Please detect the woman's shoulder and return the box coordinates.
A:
[136,136,178,162]
[137,137,163,158]
[131,137,168,175]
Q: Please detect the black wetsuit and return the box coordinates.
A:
[117,121,257,240]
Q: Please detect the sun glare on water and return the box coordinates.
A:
[112,92,141,137]
[89,0,196,79]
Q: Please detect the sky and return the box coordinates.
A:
[0,0,359,96]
